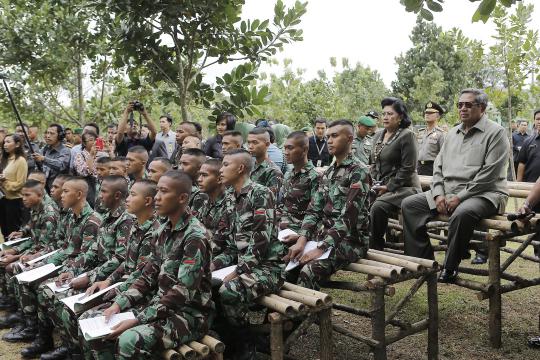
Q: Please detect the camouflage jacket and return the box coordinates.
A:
[47,202,102,266]
[212,179,285,274]
[108,217,161,292]
[277,162,320,233]
[250,159,283,197]
[114,212,214,324]
[299,154,371,252]
[68,205,134,282]
[189,185,208,218]
[351,135,372,165]
[197,192,229,257]
[15,200,59,254]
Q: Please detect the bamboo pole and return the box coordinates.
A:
[454,277,492,293]
[345,262,397,279]
[200,335,225,354]
[385,276,426,324]
[332,324,381,348]
[488,239,502,348]
[366,251,423,272]
[369,249,438,269]
[282,282,332,305]
[319,307,333,360]
[426,273,439,360]
[284,313,316,352]
[358,258,406,275]
[500,247,540,263]
[258,296,295,317]
[178,345,196,360]
[269,313,284,360]
[371,287,387,360]
[278,290,323,307]
[385,319,430,345]
[268,294,306,313]
[322,280,396,296]
[501,233,536,272]
[162,350,178,360]
[187,341,209,357]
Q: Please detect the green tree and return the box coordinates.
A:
[91,0,307,122]
[400,0,522,23]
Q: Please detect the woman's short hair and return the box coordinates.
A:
[381,97,411,128]
[216,112,237,131]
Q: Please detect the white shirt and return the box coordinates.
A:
[156,130,176,158]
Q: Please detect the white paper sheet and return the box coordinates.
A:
[1,237,31,250]
[285,241,332,272]
[61,282,124,313]
[45,272,88,293]
[14,263,63,283]
[27,249,60,265]
[278,229,299,242]
[212,265,237,281]
[79,312,136,340]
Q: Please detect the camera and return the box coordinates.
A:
[133,100,144,112]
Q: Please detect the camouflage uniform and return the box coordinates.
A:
[213,180,285,326]
[0,199,58,302]
[61,218,160,353]
[351,134,372,165]
[277,162,320,233]
[16,203,101,331]
[189,185,208,219]
[82,213,214,360]
[197,193,229,257]
[36,205,133,336]
[296,154,371,290]
[250,159,283,197]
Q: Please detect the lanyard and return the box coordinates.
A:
[313,136,327,156]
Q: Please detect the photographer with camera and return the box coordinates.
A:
[115,101,158,157]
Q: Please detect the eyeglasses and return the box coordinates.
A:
[457,102,480,109]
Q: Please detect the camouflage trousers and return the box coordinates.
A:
[218,264,284,326]
[297,240,367,290]
[37,279,83,336]
[77,305,208,360]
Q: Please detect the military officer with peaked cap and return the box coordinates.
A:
[417,101,445,176]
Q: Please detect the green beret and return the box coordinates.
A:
[357,116,377,127]
[73,128,83,135]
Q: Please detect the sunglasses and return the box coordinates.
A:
[457,102,480,109]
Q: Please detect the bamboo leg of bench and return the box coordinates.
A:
[371,287,387,360]
[319,307,333,360]
[269,313,284,360]
[427,272,439,360]
[488,239,502,348]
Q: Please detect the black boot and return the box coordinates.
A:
[0,311,24,329]
[40,346,70,360]
[21,329,54,359]
[2,317,38,342]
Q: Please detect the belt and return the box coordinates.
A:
[419,160,434,165]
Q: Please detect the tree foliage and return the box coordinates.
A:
[91,0,307,122]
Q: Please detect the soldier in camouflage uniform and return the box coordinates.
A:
[196,159,229,256]
[0,180,59,326]
[247,127,283,197]
[23,176,133,358]
[94,157,111,215]
[60,180,159,358]
[284,120,371,290]
[351,116,377,165]
[215,150,285,339]
[179,148,209,217]
[3,179,101,347]
[78,170,214,360]
[277,131,320,234]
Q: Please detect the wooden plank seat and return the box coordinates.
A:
[384,175,540,349]
[322,249,439,360]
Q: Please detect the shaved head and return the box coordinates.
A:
[161,170,192,196]
[101,175,129,199]
[328,119,354,136]
[65,177,89,197]
[224,149,253,174]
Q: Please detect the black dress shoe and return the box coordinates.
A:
[438,269,458,283]
[21,332,54,359]
[2,326,37,342]
[471,253,487,265]
[40,346,70,360]
[0,311,24,329]
[528,336,540,348]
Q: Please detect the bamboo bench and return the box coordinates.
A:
[385,176,540,349]
[250,282,334,360]
[163,335,225,360]
[322,249,439,360]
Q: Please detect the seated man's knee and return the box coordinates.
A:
[117,328,141,356]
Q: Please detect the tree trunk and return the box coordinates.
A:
[76,56,85,124]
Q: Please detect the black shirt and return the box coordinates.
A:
[115,134,154,157]
[307,136,331,167]
[512,131,530,162]
[517,133,540,182]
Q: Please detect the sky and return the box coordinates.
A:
[235,0,540,87]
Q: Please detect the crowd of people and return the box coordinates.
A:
[0,88,539,359]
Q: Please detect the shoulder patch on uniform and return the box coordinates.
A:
[183,259,195,265]
[351,183,361,189]
[254,209,266,215]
